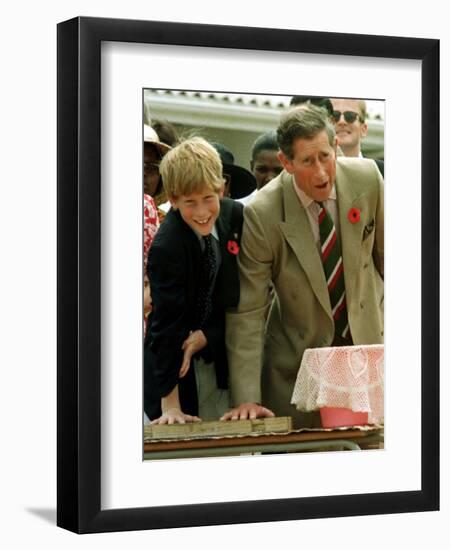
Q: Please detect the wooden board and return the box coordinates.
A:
[144,416,292,441]
[144,428,381,452]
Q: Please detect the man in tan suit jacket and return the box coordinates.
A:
[223,105,384,428]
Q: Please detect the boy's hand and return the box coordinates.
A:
[150,407,201,425]
[179,330,207,378]
[220,403,275,421]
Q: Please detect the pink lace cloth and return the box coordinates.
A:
[291,345,384,424]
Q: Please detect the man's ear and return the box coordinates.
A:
[278,150,293,174]
[360,121,368,139]
[218,181,225,199]
[169,197,178,210]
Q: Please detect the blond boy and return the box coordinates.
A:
[144,138,244,424]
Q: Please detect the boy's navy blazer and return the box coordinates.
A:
[144,197,244,420]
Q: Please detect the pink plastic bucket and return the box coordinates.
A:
[320,407,368,429]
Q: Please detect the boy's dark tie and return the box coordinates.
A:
[196,234,217,328]
[316,202,349,340]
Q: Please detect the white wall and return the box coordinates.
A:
[0,1,447,548]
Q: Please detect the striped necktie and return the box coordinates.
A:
[196,234,217,328]
[316,202,349,339]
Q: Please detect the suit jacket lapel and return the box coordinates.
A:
[277,174,332,318]
[336,162,367,301]
[216,203,230,262]
[172,207,203,268]
[214,201,234,303]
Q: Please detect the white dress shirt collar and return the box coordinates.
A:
[290,175,340,246]
[291,176,337,208]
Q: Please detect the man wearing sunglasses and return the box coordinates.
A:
[330,98,384,176]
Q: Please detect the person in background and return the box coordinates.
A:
[144,138,244,424]
[290,95,334,117]
[210,142,257,200]
[330,97,384,176]
[250,130,283,190]
[144,124,171,220]
[223,105,384,428]
[143,194,160,336]
[237,130,283,206]
[152,119,180,147]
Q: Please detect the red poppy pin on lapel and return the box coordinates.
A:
[348,207,361,224]
[227,240,239,255]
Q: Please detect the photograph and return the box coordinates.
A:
[142,90,386,460]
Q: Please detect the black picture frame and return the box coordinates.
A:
[57,16,439,534]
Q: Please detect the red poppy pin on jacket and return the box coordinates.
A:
[348,207,361,224]
[227,240,239,255]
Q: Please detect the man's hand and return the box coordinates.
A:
[179,330,207,378]
[150,407,201,425]
[220,403,275,421]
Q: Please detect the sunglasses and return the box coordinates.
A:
[331,110,362,124]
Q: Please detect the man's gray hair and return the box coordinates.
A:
[277,104,335,159]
